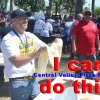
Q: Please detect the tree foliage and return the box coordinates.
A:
[51,0,76,14]
[63,0,75,13]
[0,0,8,11]
[14,0,45,12]
[94,7,100,16]
[0,0,93,16]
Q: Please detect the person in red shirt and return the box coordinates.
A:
[71,11,100,79]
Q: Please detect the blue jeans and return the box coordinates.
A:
[77,54,96,63]
[77,54,96,69]
[9,77,40,100]
[75,54,96,79]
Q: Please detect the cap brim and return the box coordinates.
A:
[18,12,32,17]
[11,11,32,19]
[25,12,32,17]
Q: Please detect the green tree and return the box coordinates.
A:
[52,0,64,14]
[94,7,100,16]
[0,0,8,11]
[0,0,15,12]
[63,0,75,15]
[15,0,45,12]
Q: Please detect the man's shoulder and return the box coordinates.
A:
[90,21,97,25]
[2,31,15,40]
[76,20,83,24]
[74,20,84,27]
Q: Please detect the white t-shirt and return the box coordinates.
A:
[1,31,46,78]
[41,22,53,37]
[34,19,45,34]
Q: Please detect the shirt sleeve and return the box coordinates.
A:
[33,34,47,51]
[71,22,78,36]
[1,37,19,59]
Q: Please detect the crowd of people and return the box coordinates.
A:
[0,9,100,100]
[0,10,100,53]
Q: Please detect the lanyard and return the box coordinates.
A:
[13,29,29,52]
[12,29,33,65]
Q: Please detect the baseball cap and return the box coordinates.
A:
[84,11,92,16]
[11,9,32,19]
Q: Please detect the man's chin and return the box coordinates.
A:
[23,26,27,30]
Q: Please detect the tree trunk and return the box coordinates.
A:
[10,0,14,12]
[91,0,95,18]
[55,3,58,15]
[49,0,52,14]
[45,0,52,18]
[75,0,84,19]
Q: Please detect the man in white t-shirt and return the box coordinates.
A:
[41,19,53,44]
[1,9,47,100]
[34,19,45,38]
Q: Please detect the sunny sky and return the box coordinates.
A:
[84,0,100,8]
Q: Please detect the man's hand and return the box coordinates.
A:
[97,47,100,54]
[72,47,77,53]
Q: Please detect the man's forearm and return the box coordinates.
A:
[95,36,100,54]
[9,51,39,68]
[95,36,100,48]
[9,46,47,68]
[72,35,76,52]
